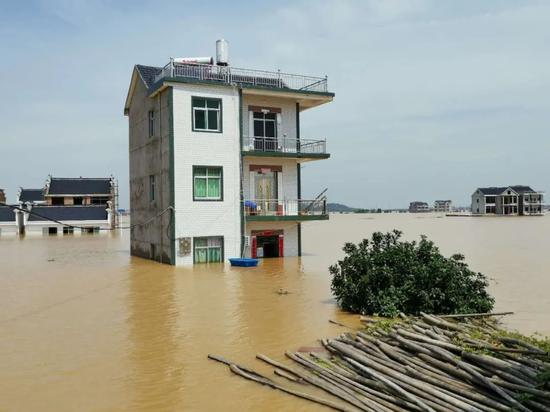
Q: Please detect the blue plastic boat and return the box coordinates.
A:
[229,258,259,267]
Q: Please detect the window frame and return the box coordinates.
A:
[193,236,224,264]
[191,96,222,133]
[252,111,277,138]
[148,110,155,138]
[192,166,223,201]
[149,174,156,202]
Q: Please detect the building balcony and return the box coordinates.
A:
[242,137,329,160]
[154,61,330,94]
[244,198,328,221]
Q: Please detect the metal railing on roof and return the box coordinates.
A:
[154,61,328,93]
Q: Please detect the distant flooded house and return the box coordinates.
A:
[434,200,452,213]
[0,176,118,236]
[124,40,333,265]
[471,186,544,215]
[0,189,6,204]
[409,201,430,213]
[23,205,113,235]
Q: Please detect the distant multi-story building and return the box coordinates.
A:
[434,200,452,213]
[0,189,6,204]
[124,40,333,265]
[409,201,430,213]
[471,186,544,215]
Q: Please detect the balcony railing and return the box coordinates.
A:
[244,198,327,218]
[242,136,327,155]
[154,61,328,93]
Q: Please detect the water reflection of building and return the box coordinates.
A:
[128,266,181,410]
[471,186,544,215]
[124,39,333,265]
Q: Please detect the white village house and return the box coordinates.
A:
[124,40,333,265]
[471,186,544,216]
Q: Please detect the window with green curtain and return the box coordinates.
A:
[194,237,223,263]
[193,166,222,200]
[192,97,221,132]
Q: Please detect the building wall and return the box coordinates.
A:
[245,221,299,257]
[171,83,241,266]
[0,224,17,236]
[471,191,486,214]
[128,77,172,262]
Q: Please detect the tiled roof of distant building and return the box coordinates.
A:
[0,206,15,222]
[19,188,45,202]
[47,178,112,196]
[477,186,535,195]
[28,206,108,222]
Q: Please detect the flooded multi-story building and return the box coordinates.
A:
[434,200,452,213]
[471,186,544,215]
[124,40,333,265]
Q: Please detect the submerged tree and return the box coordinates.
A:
[330,230,494,317]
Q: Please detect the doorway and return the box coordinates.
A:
[254,171,277,214]
[257,236,279,258]
[251,230,284,258]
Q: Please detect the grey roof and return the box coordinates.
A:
[19,188,45,202]
[477,186,536,195]
[47,178,112,196]
[0,206,15,222]
[136,65,162,89]
[28,206,108,222]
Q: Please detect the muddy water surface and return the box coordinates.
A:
[0,214,548,411]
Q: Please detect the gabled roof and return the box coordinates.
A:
[0,206,15,222]
[19,188,45,202]
[136,65,161,88]
[124,65,161,115]
[47,178,112,196]
[477,186,536,195]
[28,206,108,222]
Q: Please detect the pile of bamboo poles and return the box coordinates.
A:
[209,313,550,411]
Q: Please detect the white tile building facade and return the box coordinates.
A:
[125,46,333,265]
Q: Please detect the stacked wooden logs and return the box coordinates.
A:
[209,313,550,411]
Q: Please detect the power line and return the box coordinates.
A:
[0,203,173,231]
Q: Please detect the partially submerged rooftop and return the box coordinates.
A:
[28,206,108,222]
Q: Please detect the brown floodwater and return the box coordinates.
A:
[0,213,549,411]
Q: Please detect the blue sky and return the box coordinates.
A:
[1,0,549,208]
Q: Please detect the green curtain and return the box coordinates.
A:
[195,178,207,198]
[195,248,207,263]
[208,247,221,263]
[207,178,220,198]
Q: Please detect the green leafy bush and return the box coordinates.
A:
[329,230,494,316]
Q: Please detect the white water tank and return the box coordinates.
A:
[216,39,229,66]
[173,56,213,65]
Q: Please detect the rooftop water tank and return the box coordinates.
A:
[216,39,229,66]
